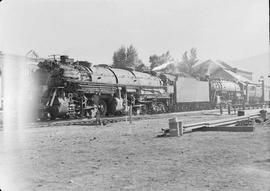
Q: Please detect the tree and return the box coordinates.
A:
[178,48,199,77]
[149,55,159,70]
[149,51,172,70]
[190,48,198,64]
[126,45,138,68]
[112,46,126,69]
[164,63,176,74]
[112,45,140,69]
[135,59,149,72]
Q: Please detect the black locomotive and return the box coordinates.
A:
[36,55,268,120]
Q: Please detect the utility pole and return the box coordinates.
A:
[259,76,265,103]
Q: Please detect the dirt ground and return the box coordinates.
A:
[0,110,269,191]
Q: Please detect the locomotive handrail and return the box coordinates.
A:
[67,79,167,90]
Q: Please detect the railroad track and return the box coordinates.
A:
[29,109,221,128]
[1,107,267,129]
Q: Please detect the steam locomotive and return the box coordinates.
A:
[36,55,268,120]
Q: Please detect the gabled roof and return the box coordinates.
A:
[223,69,257,85]
[193,59,254,80]
[193,59,225,76]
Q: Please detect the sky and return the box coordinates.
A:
[0,0,269,66]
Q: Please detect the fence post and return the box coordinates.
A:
[219,103,223,115]
[129,105,132,124]
[179,121,183,136]
[125,93,128,123]
[96,109,101,125]
[252,118,255,126]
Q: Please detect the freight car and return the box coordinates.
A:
[36,55,268,120]
[210,79,244,106]
[159,75,244,111]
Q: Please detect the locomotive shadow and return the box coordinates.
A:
[72,122,107,126]
[254,159,270,163]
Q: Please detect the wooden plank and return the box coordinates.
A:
[183,114,260,131]
[208,121,236,128]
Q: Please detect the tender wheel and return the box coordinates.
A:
[157,102,166,113]
[140,104,147,115]
[39,111,49,121]
[49,105,59,120]
[107,98,117,116]
[98,99,107,117]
